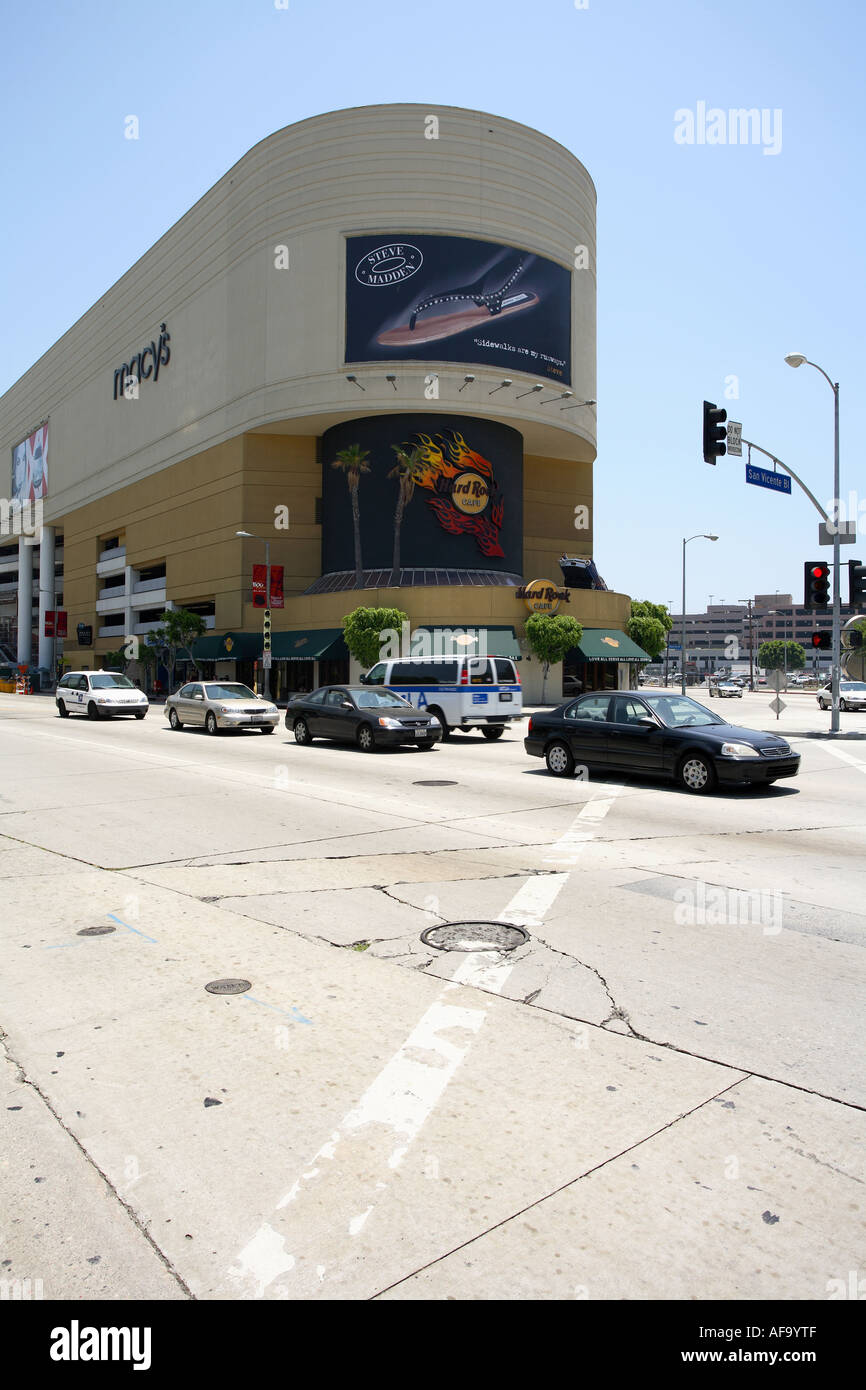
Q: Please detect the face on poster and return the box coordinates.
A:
[11,424,48,502]
[345,234,572,384]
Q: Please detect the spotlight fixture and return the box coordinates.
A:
[385,374,397,390]
[345,374,366,391]
[539,390,575,405]
[488,379,513,395]
[560,398,597,411]
[515,383,545,399]
[459,374,476,392]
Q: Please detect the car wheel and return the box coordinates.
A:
[678,752,717,794]
[260,724,275,733]
[205,712,219,736]
[168,708,182,730]
[545,740,575,777]
[134,710,146,720]
[840,700,848,712]
[416,741,436,750]
[87,701,101,721]
[57,700,69,718]
[427,706,449,739]
[293,718,312,745]
[481,725,505,740]
[819,698,828,709]
[356,722,375,752]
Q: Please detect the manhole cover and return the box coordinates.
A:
[420,921,529,952]
[204,978,252,995]
[76,925,116,937]
[413,780,458,787]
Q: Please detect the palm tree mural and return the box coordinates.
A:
[331,444,371,587]
[388,443,426,585]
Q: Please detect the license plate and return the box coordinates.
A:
[499,692,513,702]
[250,715,265,722]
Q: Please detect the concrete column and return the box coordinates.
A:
[38,525,56,670]
[16,537,34,665]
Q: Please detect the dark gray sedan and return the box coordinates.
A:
[285,686,442,751]
[524,690,800,793]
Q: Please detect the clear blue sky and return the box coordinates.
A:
[1,0,862,613]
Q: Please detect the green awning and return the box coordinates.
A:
[192,631,262,660]
[573,629,650,663]
[413,625,521,659]
[271,629,348,660]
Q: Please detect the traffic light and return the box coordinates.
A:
[702,401,727,464]
[849,559,866,607]
[262,608,272,651]
[804,560,830,608]
[811,632,831,650]
[848,629,863,649]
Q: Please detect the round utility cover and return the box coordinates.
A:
[205,978,252,995]
[77,925,116,937]
[420,921,529,952]
[413,780,458,787]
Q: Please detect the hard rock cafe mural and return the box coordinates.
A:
[320,414,522,580]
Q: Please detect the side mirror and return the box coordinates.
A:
[341,700,353,709]
[358,674,369,684]
[635,718,658,728]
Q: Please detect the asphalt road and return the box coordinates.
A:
[1,689,864,1301]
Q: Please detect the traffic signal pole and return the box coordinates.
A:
[740,434,841,732]
[831,381,841,733]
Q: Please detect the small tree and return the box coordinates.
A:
[343,606,410,670]
[145,608,207,693]
[758,639,806,672]
[524,614,583,702]
[626,600,671,663]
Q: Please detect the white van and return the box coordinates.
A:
[359,655,522,739]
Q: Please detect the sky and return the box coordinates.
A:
[1,0,862,614]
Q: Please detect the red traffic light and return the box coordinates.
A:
[811,631,831,650]
[804,560,831,608]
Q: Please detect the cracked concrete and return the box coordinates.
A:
[1,693,865,1299]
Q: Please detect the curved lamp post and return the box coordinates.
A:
[236,529,271,699]
[784,353,841,732]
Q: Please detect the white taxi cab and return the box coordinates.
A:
[57,670,149,720]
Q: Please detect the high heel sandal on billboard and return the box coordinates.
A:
[377,251,539,347]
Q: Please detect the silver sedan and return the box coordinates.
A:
[165,680,279,734]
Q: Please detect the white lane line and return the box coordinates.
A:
[227,789,623,1298]
[820,742,866,774]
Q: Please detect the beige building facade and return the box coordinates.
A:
[0,104,636,701]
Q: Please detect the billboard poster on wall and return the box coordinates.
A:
[11,423,48,502]
[321,413,523,579]
[345,234,571,384]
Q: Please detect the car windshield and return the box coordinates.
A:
[842,682,866,691]
[349,688,412,709]
[641,694,724,728]
[205,684,258,701]
[90,673,134,689]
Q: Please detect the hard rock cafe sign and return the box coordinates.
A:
[516,579,570,614]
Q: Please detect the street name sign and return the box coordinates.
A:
[746,463,791,494]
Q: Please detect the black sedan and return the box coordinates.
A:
[524,690,800,793]
[285,686,442,751]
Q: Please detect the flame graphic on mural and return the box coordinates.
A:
[408,430,505,558]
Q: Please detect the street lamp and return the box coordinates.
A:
[236,529,272,699]
[784,352,842,732]
[738,597,755,690]
[682,534,718,695]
